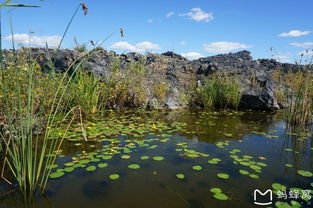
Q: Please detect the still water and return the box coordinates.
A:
[0,110,312,208]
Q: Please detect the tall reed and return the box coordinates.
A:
[0,2,95,196]
[201,74,241,109]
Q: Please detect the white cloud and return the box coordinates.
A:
[203,41,253,53]
[298,50,313,56]
[166,11,174,18]
[278,30,311,37]
[273,55,290,63]
[179,8,213,22]
[4,33,61,47]
[290,42,313,48]
[147,19,154,23]
[110,41,161,52]
[179,41,186,45]
[181,52,203,60]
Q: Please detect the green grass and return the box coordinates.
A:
[200,74,241,109]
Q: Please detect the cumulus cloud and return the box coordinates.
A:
[110,41,161,52]
[147,19,154,23]
[290,42,313,48]
[4,33,61,47]
[179,8,213,22]
[181,52,203,60]
[278,30,311,37]
[203,41,253,53]
[166,11,174,18]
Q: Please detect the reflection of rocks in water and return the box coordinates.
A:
[82,180,109,200]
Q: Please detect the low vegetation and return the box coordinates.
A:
[272,69,313,125]
[200,74,241,109]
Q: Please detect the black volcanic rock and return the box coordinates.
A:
[3,48,304,110]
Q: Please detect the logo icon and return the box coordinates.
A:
[254,189,273,206]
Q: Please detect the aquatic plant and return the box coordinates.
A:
[0,2,108,196]
[272,69,313,125]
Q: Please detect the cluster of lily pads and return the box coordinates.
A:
[45,110,313,205]
[175,142,209,158]
[229,149,267,179]
[271,182,313,208]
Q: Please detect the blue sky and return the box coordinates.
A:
[1,0,313,62]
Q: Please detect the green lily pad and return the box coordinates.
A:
[208,160,218,164]
[192,165,202,171]
[128,164,140,170]
[297,170,313,177]
[176,174,185,179]
[210,188,222,193]
[290,200,301,207]
[140,156,149,160]
[217,173,230,179]
[239,170,249,175]
[49,171,64,179]
[64,167,74,173]
[47,164,58,169]
[109,174,120,180]
[153,156,164,161]
[249,174,259,179]
[256,162,267,167]
[121,155,130,159]
[285,164,293,168]
[86,165,96,172]
[213,193,229,200]
[98,163,108,168]
[275,201,291,208]
[102,155,113,160]
[272,183,286,191]
[79,160,90,164]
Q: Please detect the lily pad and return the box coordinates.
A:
[176,174,185,179]
[213,193,229,200]
[153,156,164,161]
[210,188,222,193]
[192,165,202,171]
[64,167,74,173]
[249,174,259,179]
[109,174,120,180]
[285,164,293,168]
[49,171,64,179]
[128,164,140,170]
[272,183,286,191]
[297,170,313,177]
[239,170,249,175]
[140,156,149,160]
[102,155,113,160]
[98,163,108,168]
[86,165,96,172]
[47,164,58,169]
[121,155,131,159]
[217,173,230,179]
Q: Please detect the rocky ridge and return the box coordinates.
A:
[4,48,306,110]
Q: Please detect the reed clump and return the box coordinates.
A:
[200,73,241,109]
[272,69,313,125]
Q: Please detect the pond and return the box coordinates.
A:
[0,110,312,208]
